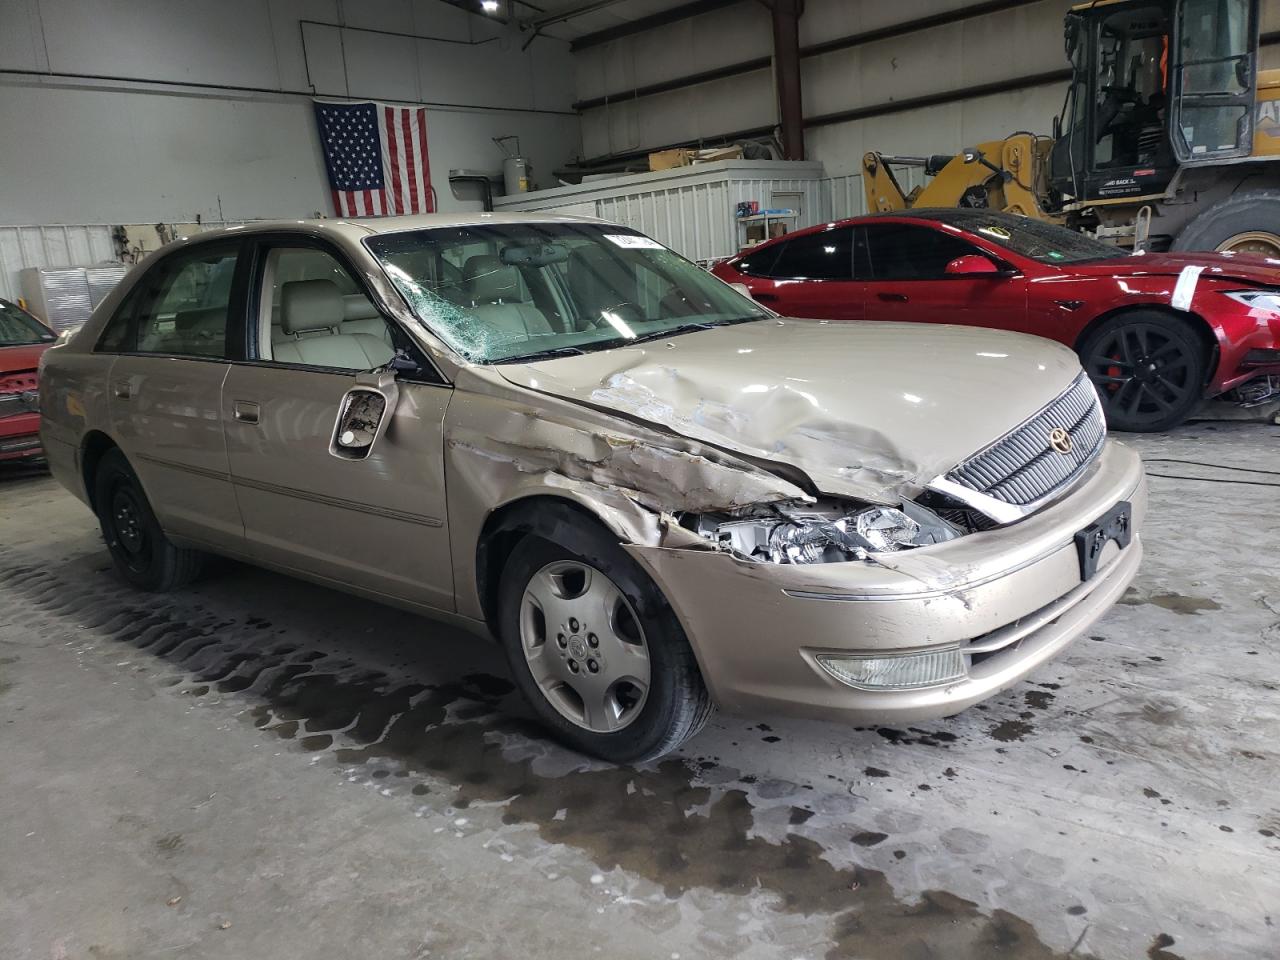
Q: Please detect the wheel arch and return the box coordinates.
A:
[475,494,630,635]
[80,430,120,509]
[1071,303,1220,387]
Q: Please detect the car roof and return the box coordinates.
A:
[733,208,1039,254]
[176,211,611,247]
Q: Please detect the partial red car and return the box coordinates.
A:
[1,298,57,462]
[712,210,1280,432]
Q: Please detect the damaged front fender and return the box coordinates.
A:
[446,368,813,623]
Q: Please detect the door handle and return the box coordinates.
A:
[876,292,909,303]
[232,400,260,425]
[112,379,132,400]
[753,292,779,303]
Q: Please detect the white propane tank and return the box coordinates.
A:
[503,156,530,194]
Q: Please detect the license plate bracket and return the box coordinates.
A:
[1074,500,1132,581]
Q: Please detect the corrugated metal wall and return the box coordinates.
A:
[0,225,117,303]
[591,176,832,263]
[0,221,252,312]
[497,167,931,264]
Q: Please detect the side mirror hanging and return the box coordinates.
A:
[330,370,400,461]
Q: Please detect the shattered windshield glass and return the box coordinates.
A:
[365,223,769,363]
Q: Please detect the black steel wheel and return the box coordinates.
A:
[1079,312,1207,432]
[93,448,204,591]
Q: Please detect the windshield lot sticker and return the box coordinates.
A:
[606,235,665,249]
[1171,265,1205,311]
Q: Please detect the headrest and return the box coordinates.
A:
[281,279,343,334]
[464,255,521,304]
[342,293,380,321]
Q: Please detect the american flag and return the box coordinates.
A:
[313,100,434,218]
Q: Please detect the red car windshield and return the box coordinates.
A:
[0,301,55,347]
[922,211,1126,265]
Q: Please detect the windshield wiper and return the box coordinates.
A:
[499,345,588,363]
[625,322,718,345]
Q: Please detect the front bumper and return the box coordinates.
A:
[627,440,1146,724]
[0,411,43,461]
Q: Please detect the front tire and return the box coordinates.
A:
[1172,189,1280,256]
[497,520,713,763]
[1079,311,1207,432]
[93,448,204,591]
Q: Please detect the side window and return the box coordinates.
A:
[861,224,981,280]
[99,245,239,358]
[768,228,854,280]
[734,245,782,278]
[97,286,140,353]
[259,245,398,372]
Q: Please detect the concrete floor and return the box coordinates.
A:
[1,423,1278,960]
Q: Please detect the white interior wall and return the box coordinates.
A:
[575,0,1280,176]
[0,0,581,226]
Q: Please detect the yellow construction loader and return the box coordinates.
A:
[863,0,1280,253]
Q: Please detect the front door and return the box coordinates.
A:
[98,240,246,550]
[857,222,1028,332]
[221,239,455,611]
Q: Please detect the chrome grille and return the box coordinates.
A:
[946,373,1105,506]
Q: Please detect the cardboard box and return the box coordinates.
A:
[649,149,692,171]
[649,145,745,171]
[691,145,744,164]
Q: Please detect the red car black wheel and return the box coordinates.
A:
[1080,312,1206,432]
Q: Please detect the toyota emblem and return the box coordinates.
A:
[1048,427,1073,455]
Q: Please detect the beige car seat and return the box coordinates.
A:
[273,279,394,369]
[462,255,554,338]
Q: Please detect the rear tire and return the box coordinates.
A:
[1172,189,1280,256]
[497,518,713,763]
[1078,311,1207,432]
[93,448,204,591]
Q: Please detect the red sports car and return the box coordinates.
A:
[1,298,57,462]
[712,210,1280,432]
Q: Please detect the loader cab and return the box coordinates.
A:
[1048,0,1258,203]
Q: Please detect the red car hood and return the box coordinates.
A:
[1067,252,1280,287]
[0,342,49,375]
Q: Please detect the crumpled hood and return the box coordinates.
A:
[497,319,1082,504]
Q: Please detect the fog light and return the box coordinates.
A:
[816,647,965,690]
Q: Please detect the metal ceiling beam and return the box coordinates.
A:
[570,0,745,51]
[530,0,629,28]
[573,0,1044,109]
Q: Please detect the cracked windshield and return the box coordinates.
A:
[367,222,769,363]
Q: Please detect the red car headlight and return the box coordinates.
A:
[1222,290,1280,314]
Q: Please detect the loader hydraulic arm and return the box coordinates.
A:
[861,135,1057,222]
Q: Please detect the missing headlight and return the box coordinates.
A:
[685,499,964,564]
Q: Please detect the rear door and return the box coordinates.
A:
[858,222,1028,330]
[736,226,862,320]
[220,237,455,611]
[99,240,247,551]
[1170,0,1257,161]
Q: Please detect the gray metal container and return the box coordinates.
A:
[503,156,530,195]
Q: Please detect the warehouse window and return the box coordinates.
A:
[767,228,854,280]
